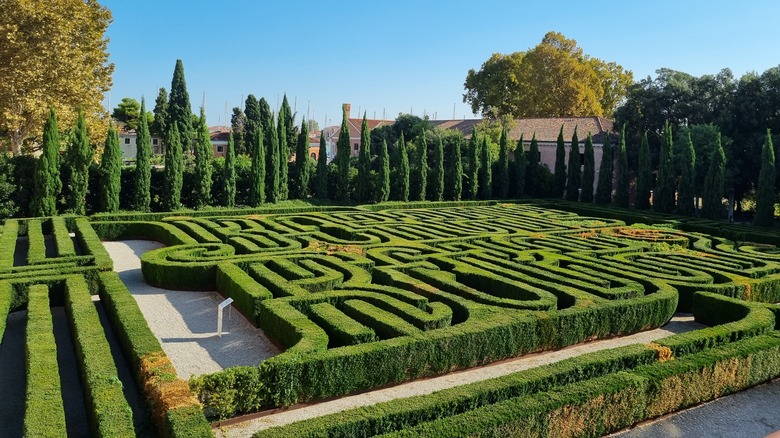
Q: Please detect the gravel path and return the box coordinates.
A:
[102,240,280,379]
[216,316,703,437]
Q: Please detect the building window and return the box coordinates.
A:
[153,138,159,145]
[310,153,317,159]
[353,143,359,151]
[579,153,585,166]
[217,146,224,153]
[124,138,131,145]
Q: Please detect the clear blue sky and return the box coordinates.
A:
[102,0,780,128]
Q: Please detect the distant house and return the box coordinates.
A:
[117,127,163,160]
[209,126,230,158]
[431,117,615,194]
[318,103,394,163]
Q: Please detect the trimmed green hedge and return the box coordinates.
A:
[97,272,213,438]
[215,263,272,326]
[0,219,19,268]
[91,220,197,246]
[309,301,378,347]
[64,275,135,437]
[0,281,11,342]
[24,284,68,437]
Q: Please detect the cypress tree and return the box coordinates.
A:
[754,129,776,227]
[266,116,280,202]
[151,88,168,142]
[162,123,183,211]
[553,125,567,198]
[224,131,236,207]
[244,95,261,157]
[450,136,463,201]
[32,108,62,217]
[335,106,351,201]
[595,133,613,205]
[615,126,630,208]
[357,114,372,202]
[467,130,480,199]
[496,125,509,198]
[279,94,297,156]
[415,133,427,201]
[433,134,444,201]
[655,121,675,213]
[315,131,328,199]
[250,123,266,206]
[259,98,273,133]
[134,99,151,212]
[635,131,652,210]
[295,120,310,199]
[230,107,246,156]
[515,134,526,197]
[677,132,696,215]
[478,136,492,199]
[565,127,581,201]
[193,106,213,209]
[580,133,594,203]
[67,107,92,214]
[168,60,193,153]
[398,133,410,202]
[701,133,725,220]
[377,139,390,203]
[526,134,540,196]
[277,112,289,201]
[99,124,121,213]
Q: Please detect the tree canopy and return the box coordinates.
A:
[463,32,632,119]
[0,0,114,154]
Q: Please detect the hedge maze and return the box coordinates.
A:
[3,202,780,437]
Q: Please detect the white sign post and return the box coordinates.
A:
[217,297,234,338]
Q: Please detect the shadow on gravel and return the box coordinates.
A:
[0,311,26,437]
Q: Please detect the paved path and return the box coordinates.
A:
[609,379,780,438]
[103,240,280,379]
[217,316,703,437]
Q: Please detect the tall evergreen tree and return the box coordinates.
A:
[277,112,289,201]
[192,106,213,209]
[315,131,328,199]
[432,134,444,201]
[162,123,183,211]
[565,127,581,201]
[526,134,540,196]
[398,133,410,202]
[134,99,151,212]
[615,126,630,208]
[377,138,390,203]
[230,107,246,155]
[356,114,372,202]
[150,87,168,141]
[168,60,193,153]
[224,131,236,207]
[99,123,121,213]
[335,106,351,201]
[496,124,510,198]
[594,133,613,205]
[250,123,266,206]
[754,129,776,227]
[466,130,480,199]
[259,98,273,133]
[655,121,675,213]
[295,120,310,199]
[676,132,696,215]
[478,136,492,199]
[279,94,297,156]
[244,95,261,157]
[266,116,280,202]
[32,108,62,217]
[635,131,652,210]
[580,133,594,203]
[701,133,725,220]
[515,134,526,197]
[67,107,92,214]
[415,133,428,201]
[553,125,567,198]
[449,136,463,201]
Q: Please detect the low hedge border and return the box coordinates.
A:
[256,332,780,437]
[74,217,114,270]
[0,219,19,268]
[90,204,353,223]
[26,218,47,265]
[97,272,213,438]
[52,216,76,258]
[92,220,197,246]
[24,284,68,436]
[63,275,135,437]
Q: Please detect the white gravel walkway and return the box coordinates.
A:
[217,316,703,437]
[102,240,280,379]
